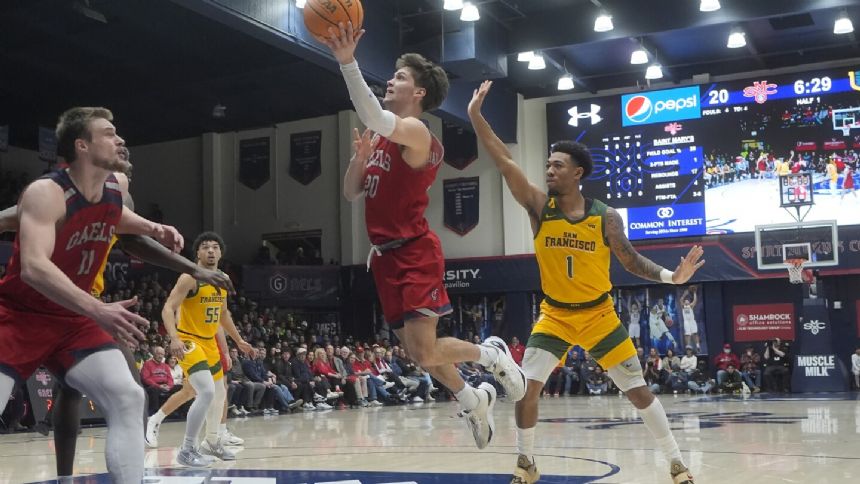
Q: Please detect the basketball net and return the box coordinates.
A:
[785,258,806,284]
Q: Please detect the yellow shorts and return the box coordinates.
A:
[528,297,636,370]
[179,334,224,382]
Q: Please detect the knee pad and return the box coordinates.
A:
[607,355,647,392]
[522,347,561,384]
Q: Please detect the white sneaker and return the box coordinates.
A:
[316,402,333,410]
[177,447,214,467]
[383,382,396,390]
[223,429,244,446]
[238,406,250,416]
[313,394,326,403]
[369,400,384,407]
[412,396,424,403]
[302,402,316,410]
[481,336,527,402]
[326,391,341,399]
[144,417,160,448]
[741,382,751,395]
[200,438,237,461]
[459,382,496,450]
[427,395,436,402]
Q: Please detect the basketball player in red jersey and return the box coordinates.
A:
[0,149,235,480]
[0,107,183,483]
[318,23,526,449]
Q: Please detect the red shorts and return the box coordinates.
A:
[0,305,116,383]
[370,231,452,329]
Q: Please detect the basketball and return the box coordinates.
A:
[665,317,673,328]
[303,0,364,39]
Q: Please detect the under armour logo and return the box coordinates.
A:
[803,319,826,335]
[567,104,602,127]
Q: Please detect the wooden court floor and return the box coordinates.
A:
[2,392,859,483]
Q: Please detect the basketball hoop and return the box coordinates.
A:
[785,258,806,284]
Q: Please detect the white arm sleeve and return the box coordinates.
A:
[340,60,396,137]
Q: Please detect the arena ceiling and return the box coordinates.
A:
[1,0,859,149]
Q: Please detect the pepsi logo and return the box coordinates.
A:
[625,95,653,123]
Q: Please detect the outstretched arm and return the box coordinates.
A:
[605,207,705,283]
[318,22,431,168]
[0,205,17,233]
[468,80,546,226]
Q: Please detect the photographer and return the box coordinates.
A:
[644,359,662,394]
[763,338,790,393]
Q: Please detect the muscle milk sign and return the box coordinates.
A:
[792,302,847,392]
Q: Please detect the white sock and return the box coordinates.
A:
[219,423,227,437]
[455,385,480,410]
[477,344,498,367]
[150,409,166,425]
[516,426,535,457]
[638,397,684,465]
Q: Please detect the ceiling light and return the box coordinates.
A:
[517,51,534,62]
[645,64,663,80]
[727,29,746,48]
[557,74,574,91]
[699,0,720,12]
[630,48,648,65]
[594,12,613,32]
[443,0,464,10]
[528,53,546,70]
[460,2,479,21]
[295,0,306,8]
[834,14,854,35]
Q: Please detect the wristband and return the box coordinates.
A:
[660,269,675,284]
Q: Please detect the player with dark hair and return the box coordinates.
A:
[317,23,526,450]
[161,231,254,466]
[469,81,702,484]
[0,107,184,482]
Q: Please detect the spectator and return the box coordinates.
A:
[679,346,698,374]
[237,348,267,414]
[353,347,387,406]
[558,349,581,396]
[646,347,663,372]
[739,345,762,392]
[312,348,351,405]
[714,343,740,386]
[644,358,662,394]
[579,352,599,395]
[851,347,860,390]
[342,350,369,407]
[226,348,249,416]
[140,346,180,416]
[687,362,715,394]
[294,348,333,410]
[663,364,688,394]
[719,364,744,394]
[636,346,646,370]
[274,349,308,409]
[586,366,609,395]
[762,338,790,393]
[662,348,680,371]
[509,336,525,366]
[168,356,184,387]
[394,348,433,402]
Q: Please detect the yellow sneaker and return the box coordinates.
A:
[511,454,540,484]
[671,462,695,484]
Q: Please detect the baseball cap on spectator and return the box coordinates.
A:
[356,347,364,353]
[296,348,307,355]
[723,343,731,349]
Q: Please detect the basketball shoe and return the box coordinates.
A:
[482,336,527,402]
[671,462,695,483]
[459,382,496,449]
[510,454,540,484]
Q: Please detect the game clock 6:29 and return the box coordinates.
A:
[794,76,832,95]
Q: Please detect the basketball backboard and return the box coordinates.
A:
[754,220,839,270]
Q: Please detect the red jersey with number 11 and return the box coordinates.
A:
[363,133,445,245]
[0,170,123,316]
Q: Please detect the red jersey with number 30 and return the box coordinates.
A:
[0,170,123,316]
[363,133,445,245]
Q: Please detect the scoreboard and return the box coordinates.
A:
[546,66,860,240]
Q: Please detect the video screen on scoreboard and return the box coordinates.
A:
[546,67,860,240]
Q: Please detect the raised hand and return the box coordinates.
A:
[316,21,365,65]
[672,245,705,284]
[352,128,373,162]
[192,267,236,294]
[468,80,493,115]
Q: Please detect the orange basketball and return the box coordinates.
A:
[303,0,364,39]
